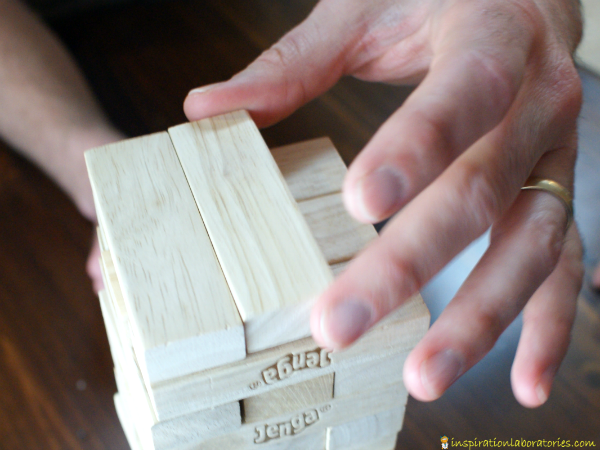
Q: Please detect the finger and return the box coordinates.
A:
[400,138,579,401]
[402,176,573,401]
[183,1,362,128]
[343,2,533,223]
[311,68,581,348]
[511,225,582,408]
[311,125,531,350]
[87,234,103,294]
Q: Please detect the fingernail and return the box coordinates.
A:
[320,299,373,348]
[356,166,404,222]
[188,82,223,96]
[421,349,465,398]
[536,365,557,404]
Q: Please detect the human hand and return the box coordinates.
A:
[183,0,584,408]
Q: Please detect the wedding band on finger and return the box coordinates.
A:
[521,177,573,230]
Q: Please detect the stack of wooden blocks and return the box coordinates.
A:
[85,111,429,450]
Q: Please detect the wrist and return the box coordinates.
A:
[60,126,125,222]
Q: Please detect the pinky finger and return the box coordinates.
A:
[511,225,583,407]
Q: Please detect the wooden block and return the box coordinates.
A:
[333,349,409,399]
[185,382,408,449]
[330,261,349,277]
[242,373,334,424]
[86,132,246,383]
[149,295,428,421]
[299,193,378,264]
[168,111,333,353]
[326,407,405,450]
[270,137,347,202]
[101,287,242,450]
[116,368,242,450]
[97,225,108,252]
[152,402,241,450]
[152,338,326,420]
[114,394,144,450]
[100,251,129,320]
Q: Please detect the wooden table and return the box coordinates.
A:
[0,1,598,448]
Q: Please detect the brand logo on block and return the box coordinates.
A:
[253,405,330,444]
[259,349,331,387]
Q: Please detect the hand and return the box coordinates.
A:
[183,0,584,408]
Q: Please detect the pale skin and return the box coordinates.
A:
[0,0,122,294]
[0,0,592,409]
[184,0,585,408]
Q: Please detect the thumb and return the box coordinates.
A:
[183,1,355,127]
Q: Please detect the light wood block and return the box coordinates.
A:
[86,132,246,383]
[326,407,404,450]
[299,193,378,264]
[93,133,429,450]
[103,291,242,450]
[242,373,334,424]
[120,386,403,450]
[100,251,128,320]
[181,382,408,449]
[97,178,422,423]
[168,111,333,354]
[270,137,347,202]
[330,261,350,277]
[333,349,409,399]
[97,226,108,252]
[115,394,144,450]
[149,294,427,421]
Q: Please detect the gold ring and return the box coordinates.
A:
[521,177,573,229]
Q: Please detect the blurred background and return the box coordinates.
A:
[0,0,598,448]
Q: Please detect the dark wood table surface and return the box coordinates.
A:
[1,1,598,448]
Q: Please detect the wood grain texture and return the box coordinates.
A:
[326,407,404,450]
[168,111,333,353]
[102,291,242,450]
[86,132,246,383]
[100,290,156,450]
[242,373,334,424]
[148,294,427,421]
[178,383,408,450]
[271,137,347,202]
[300,193,378,264]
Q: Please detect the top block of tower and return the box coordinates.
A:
[85,111,334,384]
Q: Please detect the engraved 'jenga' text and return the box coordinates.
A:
[261,349,330,385]
[253,408,321,444]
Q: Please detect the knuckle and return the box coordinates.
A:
[379,254,423,311]
[549,62,582,122]
[452,161,504,232]
[470,308,505,353]
[467,50,519,112]
[251,34,313,106]
[525,207,564,273]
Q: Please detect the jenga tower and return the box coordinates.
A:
[85,111,429,450]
